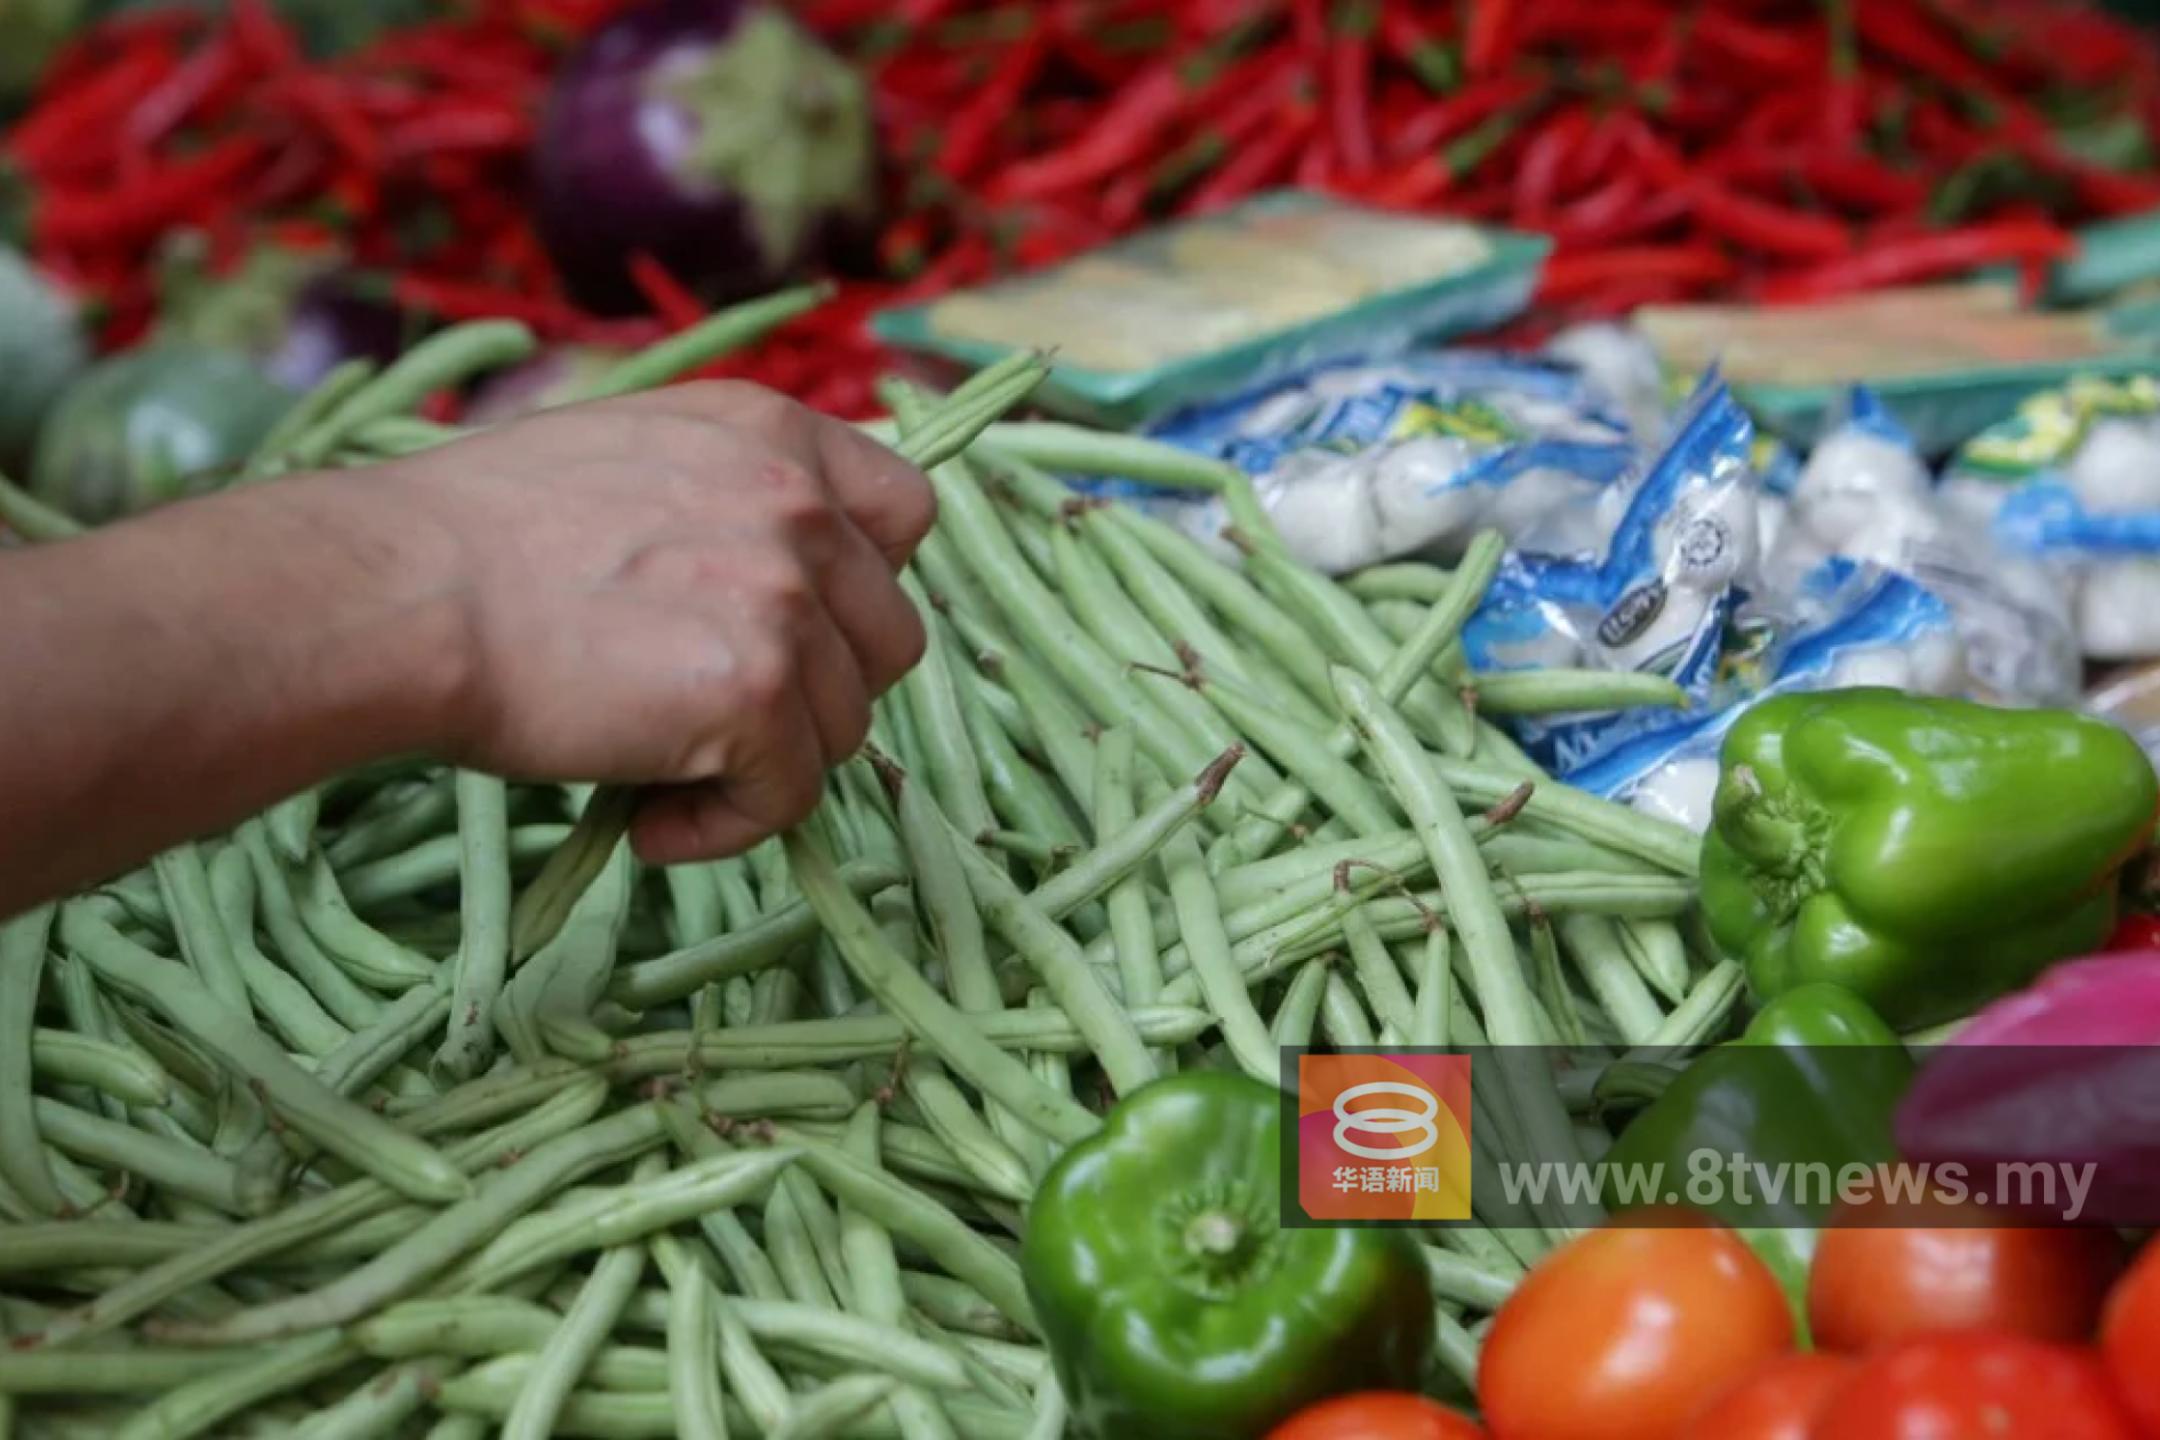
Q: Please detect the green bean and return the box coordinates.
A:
[428,772,513,1085]
[836,1103,962,1440]
[1427,755,1698,875]
[783,828,1095,1143]
[1479,831,1656,877]
[1432,1311,1482,1394]
[1093,731,1165,1053]
[59,905,466,1207]
[778,1159,857,1306]
[151,846,250,1015]
[0,467,86,541]
[1408,930,1456,1050]
[1527,911,1586,1049]
[899,575,997,844]
[1028,744,1240,921]
[916,427,1238,811]
[1062,496,1333,732]
[1245,547,1476,757]
[768,1375,900,1440]
[1345,561,1454,603]
[266,787,322,868]
[942,815,1156,1098]
[292,1356,453,1440]
[424,1415,488,1440]
[904,1059,1034,1204]
[340,823,564,912]
[652,1232,793,1432]
[33,1074,608,1349]
[952,669,1087,856]
[450,1147,796,1297]
[294,852,438,992]
[242,358,376,476]
[579,284,830,400]
[1616,917,1691,1005]
[144,1099,659,1346]
[323,774,457,871]
[1174,672,1394,836]
[1641,960,1745,1049]
[0,1345,261,1395]
[1557,914,1664,1047]
[113,1329,352,1440]
[27,1030,166,1108]
[1269,958,1330,1052]
[502,1161,654,1440]
[236,826,385,1030]
[209,845,350,1058]
[608,860,898,1009]
[1343,905,1417,1036]
[974,423,1278,542]
[286,321,535,467]
[497,840,633,1065]
[0,1220,225,1274]
[34,1099,244,1213]
[391,1055,591,1134]
[764,1126,1036,1333]
[1161,824,1273,1084]
[1228,532,1506,859]
[663,1235,729,1440]
[0,905,63,1215]
[1050,523,1280,798]
[1332,669,1591,1227]
[1471,668,1688,717]
[1316,971,1376,1047]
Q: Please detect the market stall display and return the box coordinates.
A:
[8,0,2160,1436]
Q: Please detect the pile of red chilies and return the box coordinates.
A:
[12,0,2160,419]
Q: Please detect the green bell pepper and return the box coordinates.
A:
[1021,1071,1434,1439]
[1601,982,1912,1341]
[1701,688,2158,1029]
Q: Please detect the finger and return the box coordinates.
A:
[814,520,929,696]
[796,607,873,767]
[809,413,937,569]
[631,677,826,863]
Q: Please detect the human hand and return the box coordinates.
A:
[386,381,933,862]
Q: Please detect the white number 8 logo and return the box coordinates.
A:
[1331,1080,1441,1160]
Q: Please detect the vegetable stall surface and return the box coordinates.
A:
[0,287,1719,1435]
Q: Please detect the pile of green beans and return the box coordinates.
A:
[0,289,1723,1438]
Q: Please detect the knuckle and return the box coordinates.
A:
[732,641,796,708]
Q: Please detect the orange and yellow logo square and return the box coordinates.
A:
[1296,1052,1473,1222]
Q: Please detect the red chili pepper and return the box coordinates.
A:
[1551,171,1649,247]
[627,253,705,332]
[987,63,1186,200]
[35,134,269,247]
[1464,0,1517,77]
[1693,11,1820,75]
[1189,103,1316,213]
[5,45,178,172]
[1380,9,1457,93]
[272,74,385,176]
[382,105,533,163]
[123,37,241,151]
[1362,104,1530,210]
[228,0,302,73]
[1757,220,2076,302]
[1512,105,1590,227]
[1386,73,1538,162]
[935,21,1049,183]
[1688,180,1855,261]
[1326,0,1378,177]
[1536,244,1739,300]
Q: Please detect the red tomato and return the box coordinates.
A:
[1811,1333,2140,1440]
[1682,1353,1854,1440]
[1267,1393,1487,1440]
[2102,1239,2160,1433]
[1478,1214,1794,1440]
[1808,1212,2121,1351]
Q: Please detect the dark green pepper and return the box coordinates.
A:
[1022,1071,1434,1439]
[1701,688,2159,1029]
[1602,983,1912,1340]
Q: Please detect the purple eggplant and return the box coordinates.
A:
[533,0,876,314]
